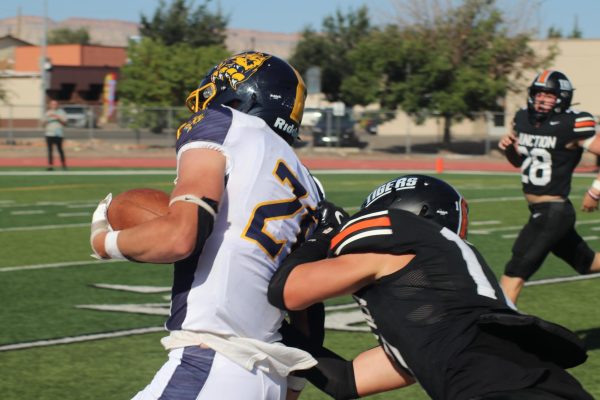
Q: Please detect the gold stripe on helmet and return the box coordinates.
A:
[290,67,306,124]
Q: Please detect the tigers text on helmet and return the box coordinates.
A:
[185,51,306,145]
[527,70,574,120]
[361,174,468,239]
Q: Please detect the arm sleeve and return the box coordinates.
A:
[504,117,523,167]
[268,233,331,310]
[301,346,359,400]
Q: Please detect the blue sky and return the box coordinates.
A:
[2,0,600,38]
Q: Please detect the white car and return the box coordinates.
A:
[63,105,96,128]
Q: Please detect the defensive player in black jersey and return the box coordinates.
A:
[269,175,591,400]
[498,70,600,303]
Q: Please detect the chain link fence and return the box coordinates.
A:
[0,104,508,155]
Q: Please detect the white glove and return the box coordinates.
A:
[90,193,113,259]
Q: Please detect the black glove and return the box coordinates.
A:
[315,200,349,237]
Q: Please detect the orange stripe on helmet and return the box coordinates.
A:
[459,198,468,239]
[330,216,391,250]
[537,70,552,84]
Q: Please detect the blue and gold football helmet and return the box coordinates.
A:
[185,51,306,145]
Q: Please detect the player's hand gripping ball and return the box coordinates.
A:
[107,188,170,230]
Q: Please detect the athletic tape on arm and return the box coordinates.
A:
[169,194,217,218]
[581,136,596,151]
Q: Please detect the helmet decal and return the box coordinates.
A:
[361,175,469,239]
[213,52,272,90]
[558,78,573,91]
[363,176,419,209]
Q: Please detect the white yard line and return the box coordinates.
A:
[0,223,89,232]
[525,273,600,286]
[0,270,598,351]
[470,220,501,226]
[471,219,600,235]
[0,170,174,176]
[0,327,165,351]
[58,212,90,217]
[10,210,44,215]
[0,259,124,272]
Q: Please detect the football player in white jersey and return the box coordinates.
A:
[90,52,323,399]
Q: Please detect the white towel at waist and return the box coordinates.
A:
[161,330,317,377]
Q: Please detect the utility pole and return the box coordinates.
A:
[40,0,48,122]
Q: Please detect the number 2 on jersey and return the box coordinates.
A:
[242,160,316,259]
[518,146,552,186]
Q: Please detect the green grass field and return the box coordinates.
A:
[1,169,599,399]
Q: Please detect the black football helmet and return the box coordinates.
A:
[527,70,574,120]
[361,174,468,239]
[185,51,306,145]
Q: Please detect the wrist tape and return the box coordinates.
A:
[105,231,127,260]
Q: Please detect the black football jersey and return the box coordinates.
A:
[329,208,514,400]
[513,108,596,197]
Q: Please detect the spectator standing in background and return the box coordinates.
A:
[44,100,68,171]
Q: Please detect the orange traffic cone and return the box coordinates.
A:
[435,157,444,174]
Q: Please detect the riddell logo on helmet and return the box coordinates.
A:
[274,117,298,135]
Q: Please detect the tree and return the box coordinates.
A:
[290,6,373,105]
[140,0,228,47]
[568,16,582,38]
[119,38,229,107]
[346,0,552,145]
[118,37,229,130]
[48,27,90,45]
[547,26,563,38]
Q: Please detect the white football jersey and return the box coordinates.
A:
[170,105,322,342]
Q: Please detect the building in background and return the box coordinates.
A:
[1,15,600,141]
[0,43,126,127]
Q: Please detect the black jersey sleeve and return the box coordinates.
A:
[175,105,233,152]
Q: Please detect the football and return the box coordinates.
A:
[107,188,170,230]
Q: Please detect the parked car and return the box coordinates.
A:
[311,110,365,148]
[62,105,96,128]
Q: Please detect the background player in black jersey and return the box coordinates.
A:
[269,175,591,400]
[498,70,600,304]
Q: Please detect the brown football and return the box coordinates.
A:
[107,188,170,230]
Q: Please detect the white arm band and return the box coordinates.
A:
[592,179,600,192]
[582,136,596,150]
[287,375,307,392]
[104,231,127,260]
[169,195,217,218]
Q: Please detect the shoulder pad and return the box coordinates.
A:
[329,209,393,256]
[176,106,233,151]
[330,208,448,257]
